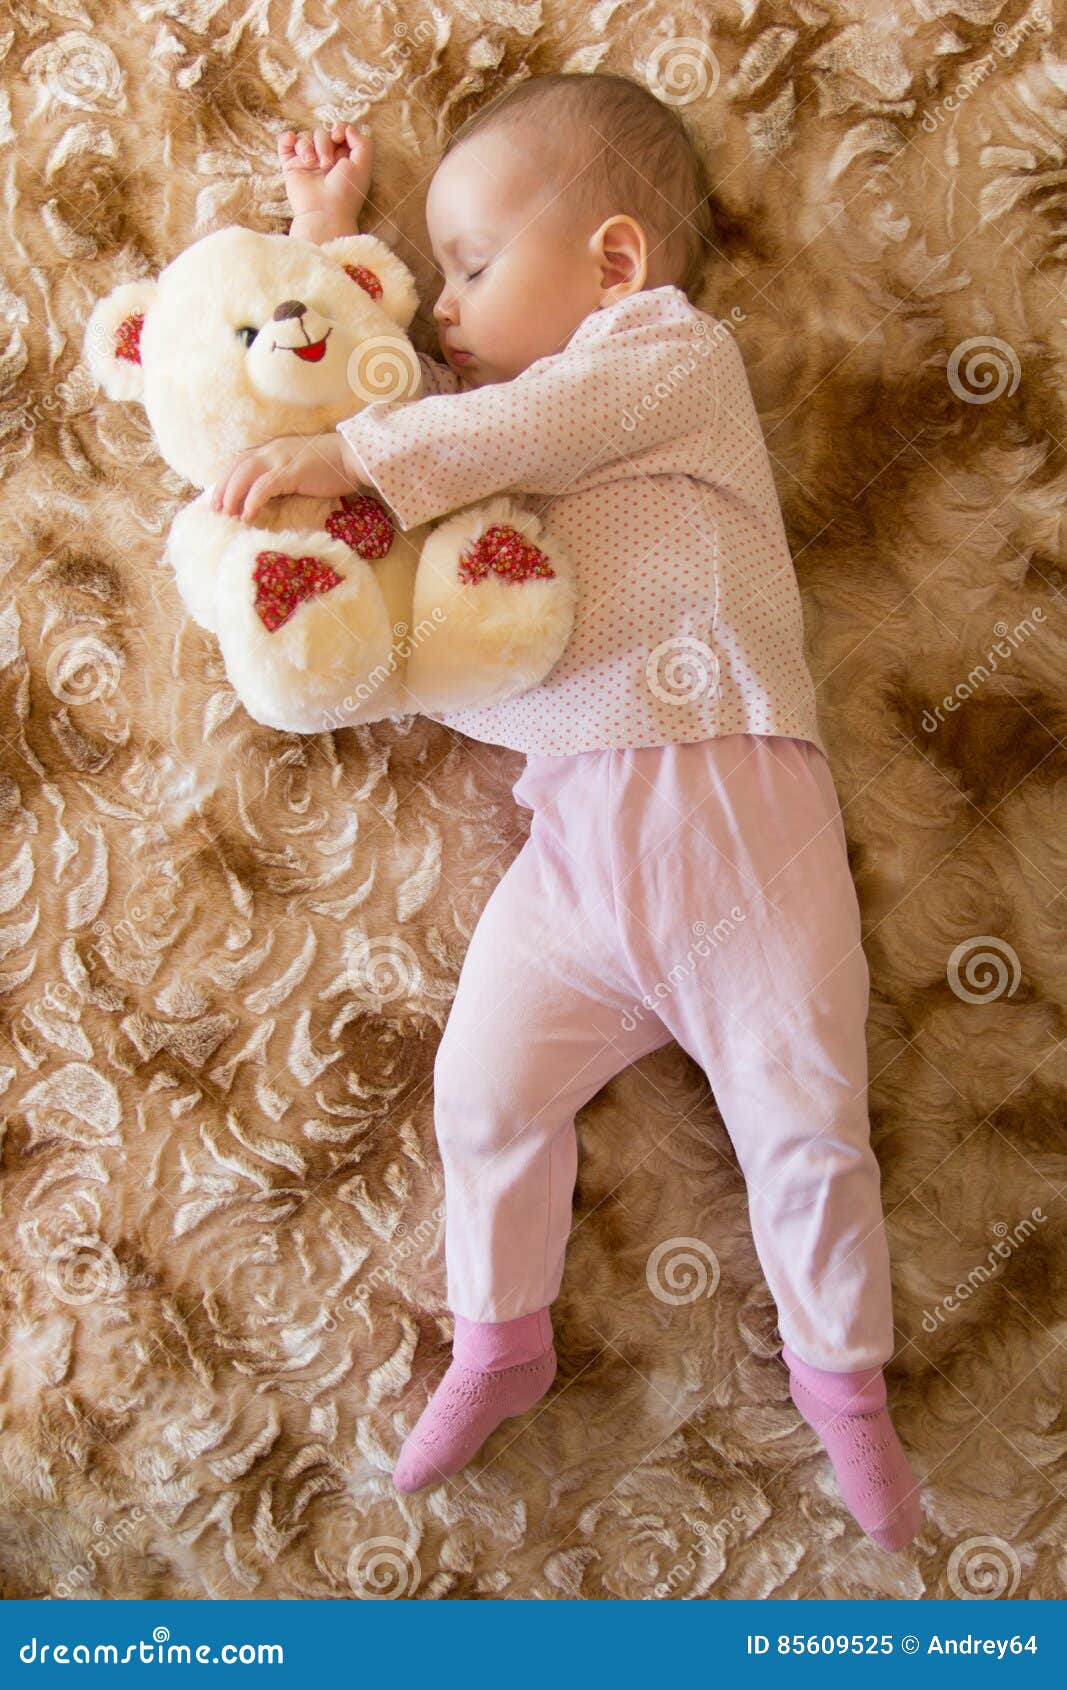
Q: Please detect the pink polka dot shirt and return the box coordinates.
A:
[337,285,824,758]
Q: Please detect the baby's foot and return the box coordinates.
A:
[782,1345,922,1552]
[280,123,374,242]
[393,1347,557,1493]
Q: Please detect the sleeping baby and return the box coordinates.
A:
[212,72,922,1552]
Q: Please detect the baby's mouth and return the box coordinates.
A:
[275,329,332,362]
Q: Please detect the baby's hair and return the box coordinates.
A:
[442,71,715,299]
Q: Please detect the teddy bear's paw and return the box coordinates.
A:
[324,492,395,560]
[406,497,577,713]
[457,524,556,586]
[214,527,403,732]
[251,549,346,633]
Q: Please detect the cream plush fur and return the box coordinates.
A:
[85,227,576,733]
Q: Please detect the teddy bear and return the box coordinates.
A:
[85,226,576,733]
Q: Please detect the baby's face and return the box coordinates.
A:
[426,129,605,387]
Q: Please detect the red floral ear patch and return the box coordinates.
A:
[325,492,394,559]
[344,263,383,301]
[458,525,556,586]
[253,550,344,632]
[115,312,144,365]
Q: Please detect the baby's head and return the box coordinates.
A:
[426,72,712,387]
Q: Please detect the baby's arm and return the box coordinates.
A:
[280,122,373,244]
[280,127,461,401]
[336,307,720,531]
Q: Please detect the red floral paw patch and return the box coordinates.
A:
[325,492,394,559]
[344,263,383,300]
[458,525,555,586]
[253,550,344,632]
[115,312,144,365]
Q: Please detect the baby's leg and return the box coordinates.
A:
[393,753,672,1494]
[607,733,921,1551]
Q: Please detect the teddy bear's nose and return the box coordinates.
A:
[272,299,306,322]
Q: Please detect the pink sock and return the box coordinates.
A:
[392,1307,556,1494]
[782,1345,922,1552]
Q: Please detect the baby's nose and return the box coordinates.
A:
[273,299,306,322]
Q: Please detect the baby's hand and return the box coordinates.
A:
[211,433,367,523]
[279,123,374,244]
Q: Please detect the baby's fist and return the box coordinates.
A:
[280,124,374,244]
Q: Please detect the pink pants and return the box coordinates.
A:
[432,733,895,1372]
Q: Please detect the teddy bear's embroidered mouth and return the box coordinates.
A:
[274,330,332,363]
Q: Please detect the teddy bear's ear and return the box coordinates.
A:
[321,234,419,331]
[84,279,158,402]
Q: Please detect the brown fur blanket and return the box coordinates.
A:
[1,0,1065,1601]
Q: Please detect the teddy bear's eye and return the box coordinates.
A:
[236,326,259,348]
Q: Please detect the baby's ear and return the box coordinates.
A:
[84,280,158,402]
[321,234,419,331]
